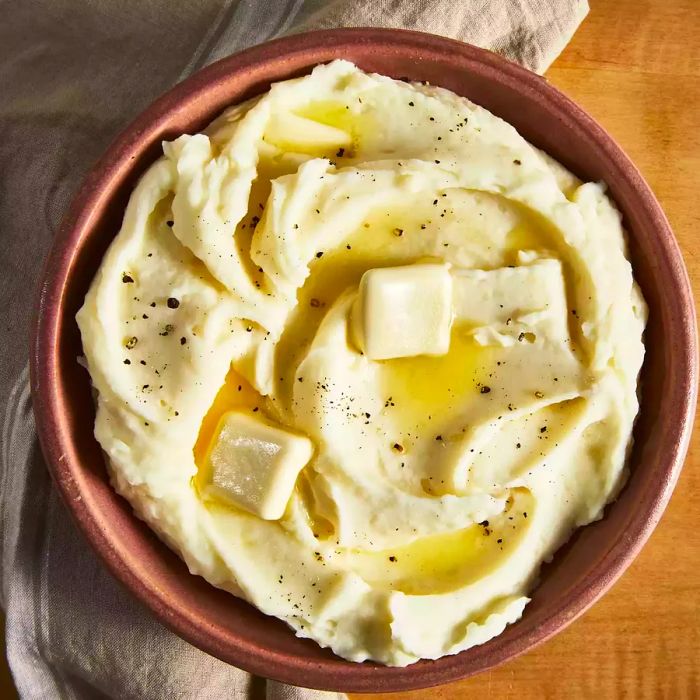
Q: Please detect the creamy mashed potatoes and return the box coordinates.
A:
[78,61,646,666]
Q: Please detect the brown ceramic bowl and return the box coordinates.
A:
[30,29,697,693]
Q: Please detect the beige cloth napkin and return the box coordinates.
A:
[294,0,588,73]
[0,1,587,699]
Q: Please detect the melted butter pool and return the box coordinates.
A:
[377,329,492,437]
[340,488,533,595]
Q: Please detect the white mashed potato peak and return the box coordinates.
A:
[77,60,646,666]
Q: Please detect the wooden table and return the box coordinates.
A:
[1,1,698,697]
[356,0,700,697]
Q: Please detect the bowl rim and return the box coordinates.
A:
[30,27,698,692]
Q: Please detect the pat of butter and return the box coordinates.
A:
[352,263,453,360]
[203,411,313,520]
[265,111,351,151]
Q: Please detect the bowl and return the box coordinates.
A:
[30,28,697,692]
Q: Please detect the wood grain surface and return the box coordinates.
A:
[2,0,698,698]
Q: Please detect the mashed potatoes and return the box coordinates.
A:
[77,61,646,666]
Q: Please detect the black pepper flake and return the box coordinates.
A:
[142,314,149,319]
[393,228,404,237]
[518,332,525,342]
[122,274,134,284]
[166,220,174,227]
[246,326,253,332]
[392,443,404,453]
[315,251,324,258]
[336,147,345,157]
[435,435,443,441]
[513,159,521,165]
[140,360,146,366]
[180,337,187,345]
[149,302,156,308]
[388,555,397,563]
[408,101,414,106]
[480,385,491,394]
[125,336,138,349]
[123,359,131,365]
[516,442,521,449]
[497,538,503,544]
[346,244,352,250]
[159,324,174,337]
[167,297,180,309]
[540,426,547,433]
